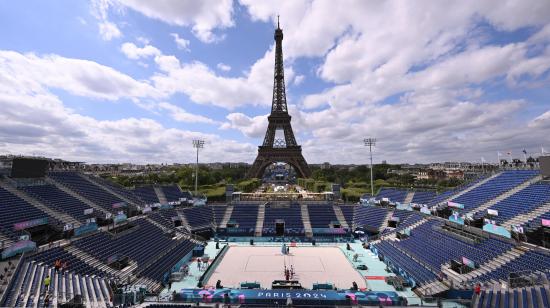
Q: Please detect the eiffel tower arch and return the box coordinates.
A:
[247,20,311,179]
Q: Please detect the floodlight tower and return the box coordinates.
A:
[192,139,205,196]
[364,138,377,197]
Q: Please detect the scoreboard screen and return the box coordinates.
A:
[10,158,49,178]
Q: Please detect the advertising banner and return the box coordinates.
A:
[311,228,347,235]
[461,256,475,269]
[449,211,464,225]
[177,288,403,306]
[114,213,127,224]
[420,206,431,215]
[74,222,98,236]
[447,201,464,209]
[511,225,524,234]
[112,202,127,209]
[161,204,174,209]
[13,217,48,231]
[483,223,511,238]
[2,240,36,259]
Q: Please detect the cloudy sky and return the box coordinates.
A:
[1,0,549,164]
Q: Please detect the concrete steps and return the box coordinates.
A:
[300,204,313,237]
[45,177,111,216]
[0,232,14,249]
[63,245,119,277]
[4,261,31,307]
[443,247,526,285]
[177,211,191,231]
[379,210,394,233]
[332,205,349,229]
[503,199,550,228]
[220,205,234,228]
[438,172,502,206]
[416,280,448,296]
[380,217,428,240]
[134,276,162,293]
[146,216,173,233]
[0,180,81,227]
[403,191,415,204]
[153,186,168,204]
[467,175,542,215]
[255,203,266,237]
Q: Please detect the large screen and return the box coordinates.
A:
[10,158,49,178]
[540,155,550,178]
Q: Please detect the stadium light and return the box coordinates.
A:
[192,139,205,196]
[363,138,376,197]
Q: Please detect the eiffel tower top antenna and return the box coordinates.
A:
[272,15,287,113]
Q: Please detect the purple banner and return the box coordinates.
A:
[13,217,48,231]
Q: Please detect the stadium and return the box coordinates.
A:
[2,3,550,308]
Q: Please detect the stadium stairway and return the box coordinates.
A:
[0,232,14,249]
[134,276,163,293]
[153,186,168,204]
[378,209,394,233]
[79,173,140,208]
[503,199,550,229]
[437,172,502,206]
[467,175,543,216]
[300,204,314,237]
[379,216,429,241]
[45,177,112,217]
[332,205,349,229]
[63,245,121,278]
[146,216,174,234]
[255,203,266,237]
[177,211,191,232]
[403,191,415,204]
[219,205,234,228]
[8,260,112,308]
[441,246,527,286]
[416,280,449,296]
[473,285,550,308]
[0,180,81,228]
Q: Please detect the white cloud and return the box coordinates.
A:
[157,102,218,124]
[0,91,254,163]
[529,110,550,129]
[98,21,122,40]
[114,0,234,42]
[293,74,305,86]
[216,63,231,71]
[150,48,285,109]
[170,33,190,50]
[0,50,159,101]
[0,59,254,163]
[136,36,150,44]
[120,42,161,59]
[221,113,268,138]
[91,0,123,41]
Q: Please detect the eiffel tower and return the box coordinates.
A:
[247,19,311,179]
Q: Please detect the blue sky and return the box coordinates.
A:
[0,0,549,164]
